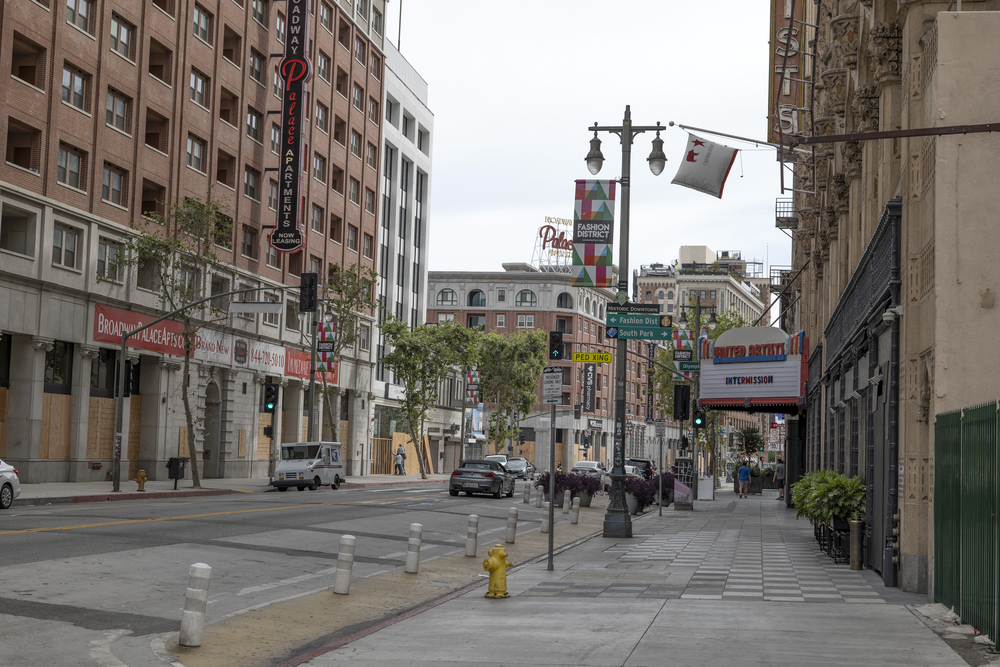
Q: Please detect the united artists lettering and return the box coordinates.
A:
[725,375,775,385]
[269,0,312,254]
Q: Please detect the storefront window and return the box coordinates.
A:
[44,342,73,394]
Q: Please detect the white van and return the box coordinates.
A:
[271,441,344,491]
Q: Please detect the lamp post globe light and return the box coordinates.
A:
[586,105,667,539]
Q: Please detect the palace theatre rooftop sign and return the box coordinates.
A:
[698,327,809,413]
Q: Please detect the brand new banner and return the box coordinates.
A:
[316,321,337,372]
[269,0,312,254]
[572,180,616,287]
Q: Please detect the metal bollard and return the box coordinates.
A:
[179,563,212,647]
[523,482,531,504]
[333,534,356,595]
[541,502,550,533]
[466,514,480,557]
[850,520,863,570]
[505,507,518,544]
[562,489,571,514]
[405,523,422,573]
[570,497,581,524]
[534,488,543,508]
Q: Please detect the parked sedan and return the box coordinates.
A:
[0,458,21,510]
[449,460,516,498]
[571,461,606,484]
[504,458,535,480]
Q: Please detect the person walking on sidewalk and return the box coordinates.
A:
[774,458,786,501]
[394,452,404,475]
[395,445,407,476]
[737,461,751,498]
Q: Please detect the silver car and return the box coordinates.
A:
[0,458,21,510]
[570,460,606,484]
[449,460,516,498]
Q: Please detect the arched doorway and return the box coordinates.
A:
[203,381,222,478]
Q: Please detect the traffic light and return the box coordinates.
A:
[673,384,691,421]
[574,403,582,420]
[693,411,705,428]
[264,383,279,413]
[548,331,565,360]
[680,435,690,451]
[299,272,318,313]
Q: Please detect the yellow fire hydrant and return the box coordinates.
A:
[136,469,147,492]
[483,544,512,599]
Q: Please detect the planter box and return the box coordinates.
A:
[626,492,639,515]
[578,491,593,508]
[543,490,566,508]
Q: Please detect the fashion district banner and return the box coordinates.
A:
[671,133,739,199]
[572,179,616,287]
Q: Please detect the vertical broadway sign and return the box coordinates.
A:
[270,0,312,254]
[582,363,596,413]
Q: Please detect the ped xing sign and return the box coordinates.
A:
[572,352,612,363]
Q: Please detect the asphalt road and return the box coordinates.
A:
[0,481,547,667]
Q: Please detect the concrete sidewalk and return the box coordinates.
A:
[12,473,451,506]
[292,492,965,667]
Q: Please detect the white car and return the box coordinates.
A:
[624,465,642,479]
[571,461,606,484]
[0,458,21,510]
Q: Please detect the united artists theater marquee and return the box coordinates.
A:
[697,327,809,414]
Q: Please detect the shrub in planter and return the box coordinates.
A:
[791,469,865,526]
[625,477,657,513]
[535,472,589,506]
[574,474,603,507]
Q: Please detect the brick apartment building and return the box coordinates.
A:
[0,0,387,482]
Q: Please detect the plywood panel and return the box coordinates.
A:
[301,416,308,440]
[178,426,190,457]
[86,396,116,459]
[238,429,247,458]
[128,395,143,480]
[0,387,8,457]
[42,393,72,460]
[256,413,272,460]
[392,432,433,475]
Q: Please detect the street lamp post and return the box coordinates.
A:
[677,294,717,499]
[586,105,667,539]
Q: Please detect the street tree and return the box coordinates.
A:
[380,318,479,479]
[734,426,763,463]
[105,194,233,489]
[315,264,377,442]
[476,330,548,454]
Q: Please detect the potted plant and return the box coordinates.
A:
[574,474,603,507]
[624,477,657,515]
[534,472,581,507]
[651,471,675,507]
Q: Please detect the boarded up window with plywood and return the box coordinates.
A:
[128,394,142,480]
[257,413,272,459]
[86,396,116,458]
[42,393,73,459]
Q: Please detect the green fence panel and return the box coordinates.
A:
[959,402,998,641]
[934,409,962,612]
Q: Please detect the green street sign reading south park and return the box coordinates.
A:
[606,325,673,340]
[605,303,671,340]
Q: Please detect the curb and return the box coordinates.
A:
[12,489,232,507]
[277,524,616,667]
[339,478,447,488]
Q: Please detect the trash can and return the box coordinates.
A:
[166,457,189,488]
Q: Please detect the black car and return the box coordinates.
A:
[449,460,516,498]
[504,458,535,480]
[626,458,655,480]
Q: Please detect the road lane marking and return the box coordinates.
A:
[238,567,337,595]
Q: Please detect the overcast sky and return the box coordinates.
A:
[385,0,790,279]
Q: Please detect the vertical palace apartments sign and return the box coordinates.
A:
[269,0,312,254]
[768,0,804,143]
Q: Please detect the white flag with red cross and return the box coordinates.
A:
[670,133,739,199]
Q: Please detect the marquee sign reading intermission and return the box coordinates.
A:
[269,0,313,254]
[698,327,809,410]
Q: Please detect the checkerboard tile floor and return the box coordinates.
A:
[519,497,895,604]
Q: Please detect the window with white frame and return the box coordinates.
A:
[359,324,370,351]
[497,314,505,328]
[263,292,279,325]
[517,315,534,328]
[265,243,279,269]
[97,238,122,281]
[497,289,506,302]
[275,12,285,43]
[52,225,80,269]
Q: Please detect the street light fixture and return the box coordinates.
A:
[586,106,667,540]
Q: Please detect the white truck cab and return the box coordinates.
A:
[271,441,344,491]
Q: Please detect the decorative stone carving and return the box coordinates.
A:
[831,13,860,70]
[31,337,54,352]
[832,173,849,215]
[841,141,862,178]
[824,205,839,241]
[852,84,880,132]
[821,68,849,116]
[813,116,837,137]
[79,345,101,359]
[868,21,902,84]
[813,247,824,277]
[860,0,872,7]
[158,359,181,371]
[816,158,831,192]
